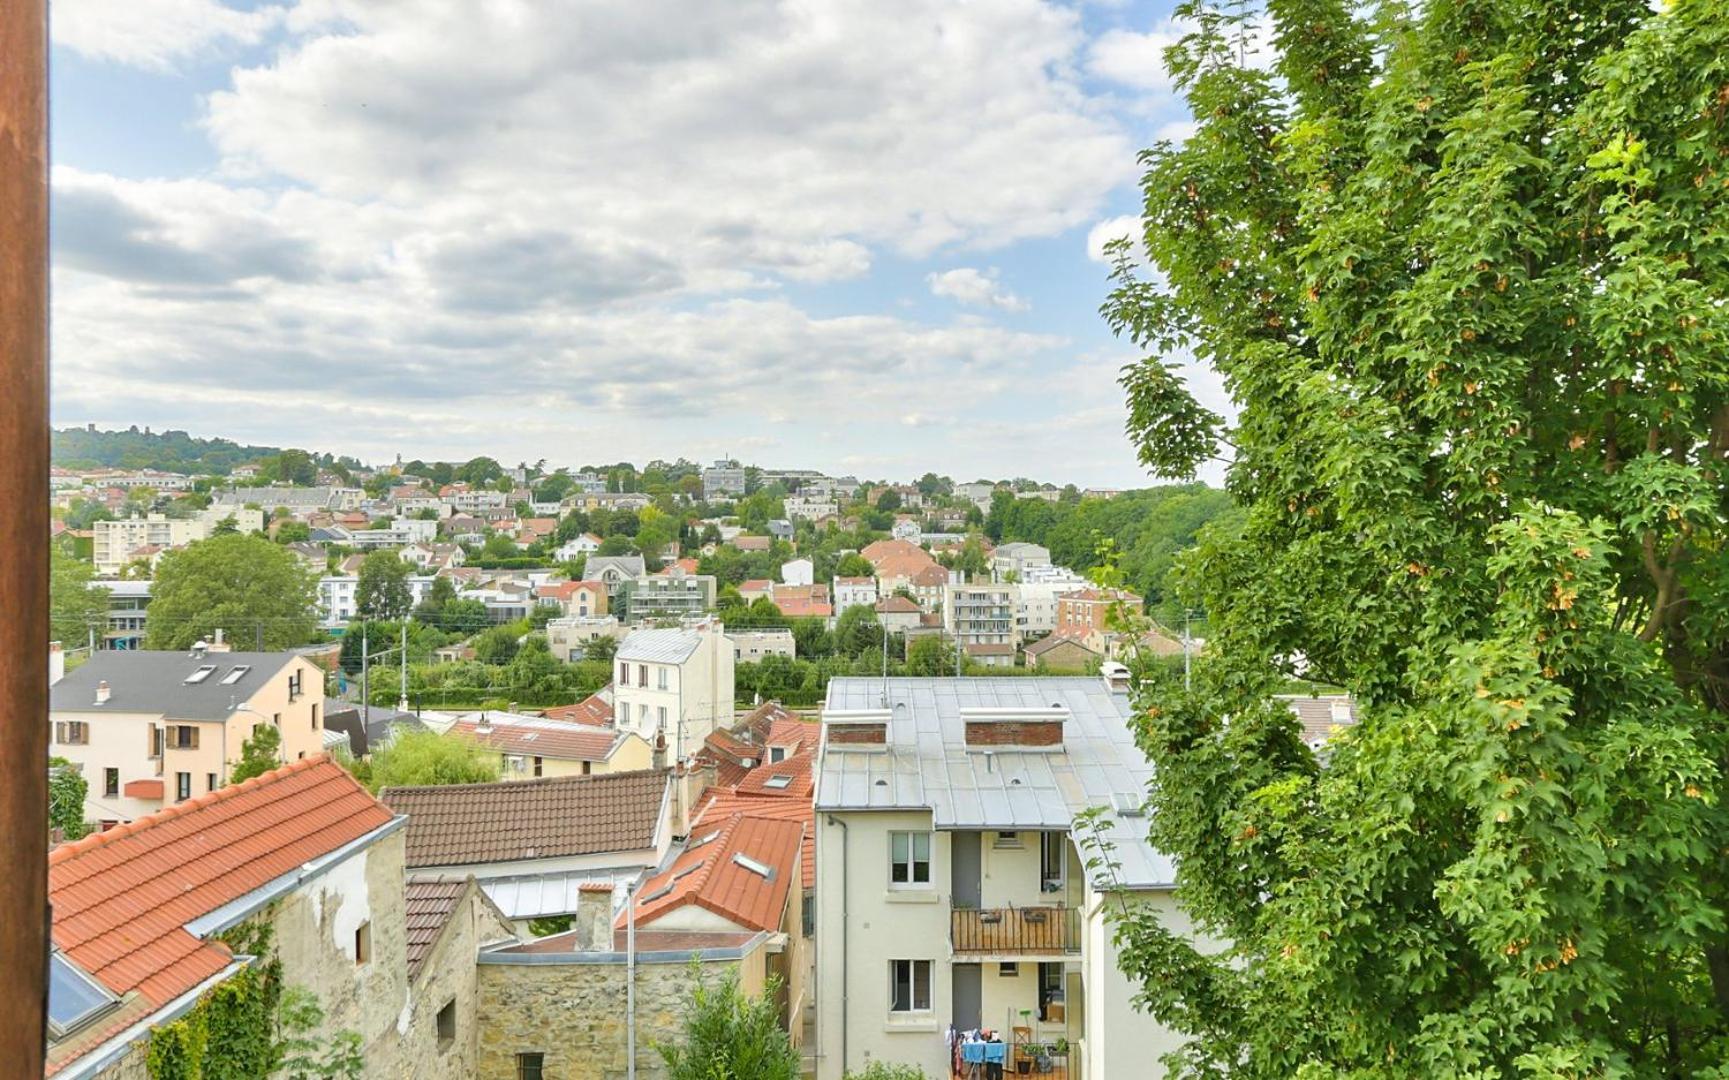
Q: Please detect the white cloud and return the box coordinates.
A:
[51,0,281,70]
[1086,24,1182,92]
[1085,214,1146,264]
[926,267,1029,312]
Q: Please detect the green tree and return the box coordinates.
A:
[1097,1,1729,1075]
[834,604,884,658]
[356,550,413,621]
[845,1065,928,1080]
[875,488,902,512]
[50,547,109,648]
[472,623,522,665]
[655,963,798,1080]
[272,519,311,544]
[145,534,319,651]
[904,635,949,676]
[361,728,501,793]
[258,449,317,486]
[834,552,874,578]
[48,758,88,841]
[584,634,619,665]
[229,724,283,785]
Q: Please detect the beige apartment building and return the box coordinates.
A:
[91,508,265,574]
[48,646,328,827]
[942,581,1019,667]
[612,623,736,765]
[813,669,1195,1080]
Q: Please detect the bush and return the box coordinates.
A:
[655,962,798,1080]
[845,1064,929,1080]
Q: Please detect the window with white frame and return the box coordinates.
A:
[889,831,931,886]
[657,666,668,690]
[889,959,932,1013]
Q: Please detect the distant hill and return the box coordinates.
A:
[51,426,284,476]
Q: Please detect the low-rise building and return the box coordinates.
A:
[1023,632,1102,673]
[728,628,796,663]
[702,459,748,500]
[833,576,878,614]
[625,568,718,623]
[991,541,1052,582]
[446,711,654,778]
[874,595,923,632]
[1054,587,1143,640]
[553,532,603,562]
[534,579,609,618]
[48,647,328,826]
[785,496,839,521]
[92,515,208,575]
[544,615,624,662]
[613,625,736,765]
[812,673,1196,1080]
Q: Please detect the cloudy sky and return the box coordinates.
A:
[50,0,1212,487]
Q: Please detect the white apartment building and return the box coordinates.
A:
[813,671,1192,1080]
[727,628,796,663]
[833,576,879,614]
[318,573,436,629]
[786,496,840,521]
[47,646,329,826]
[447,489,509,513]
[781,558,815,587]
[942,582,1018,667]
[954,482,999,511]
[612,625,736,765]
[1012,574,1087,639]
[553,533,602,562]
[702,459,747,500]
[91,510,262,575]
[992,542,1052,582]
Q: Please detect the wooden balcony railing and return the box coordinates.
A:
[950,905,1080,956]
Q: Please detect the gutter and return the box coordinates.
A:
[827,814,849,1076]
[185,814,407,938]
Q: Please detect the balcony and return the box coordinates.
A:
[951,905,1080,956]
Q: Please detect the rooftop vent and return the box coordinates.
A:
[93,681,110,706]
[1330,699,1353,724]
[190,640,209,659]
[1101,662,1132,695]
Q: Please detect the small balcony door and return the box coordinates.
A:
[953,963,982,1033]
[952,831,981,908]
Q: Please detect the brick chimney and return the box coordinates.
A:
[574,882,614,951]
[962,706,1067,749]
[822,708,890,748]
[94,680,111,706]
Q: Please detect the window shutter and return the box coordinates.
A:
[188,726,200,749]
[54,722,65,745]
[147,724,156,756]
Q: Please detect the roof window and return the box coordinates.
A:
[219,665,251,685]
[184,666,218,684]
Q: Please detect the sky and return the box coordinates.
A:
[48,0,1218,488]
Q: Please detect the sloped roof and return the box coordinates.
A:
[384,770,670,868]
[49,758,394,1039]
[628,814,802,933]
[735,749,815,800]
[695,790,816,890]
[404,877,508,981]
[1277,694,1359,747]
[450,713,622,762]
[50,651,300,720]
[541,689,614,726]
[1024,633,1099,658]
[617,629,703,664]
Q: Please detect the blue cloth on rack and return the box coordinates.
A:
[961,1040,1006,1064]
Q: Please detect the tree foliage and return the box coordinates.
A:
[358,728,501,793]
[145,534,320,651]
[49,547,109,648]
[229,725,283,785]
[655,963,799,1080]
[1100,0,1729,1074]
[356,550,413,621]
[48,757,88,841]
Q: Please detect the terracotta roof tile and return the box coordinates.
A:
[383,770,669,868]
[694,791,816,890]
[541,690,614,726]
[451,715,621,762]
[628,814,802,933]
[404,877,474,981]
[49,758,393,1022]
[735,750,815,800]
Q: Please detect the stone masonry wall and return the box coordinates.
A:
[476,951,765,1080]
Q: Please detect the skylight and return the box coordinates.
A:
[732,853,773,879]
[183,665,218,684]
[219,665,251,685]
[47,953,117,1038]
[763,775,794,790]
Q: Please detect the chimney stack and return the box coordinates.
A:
[94,680,111,706]
[1101,662,1132,695]
[822,708,890,748]
[961,705,1067,749]
[574,882,615,951]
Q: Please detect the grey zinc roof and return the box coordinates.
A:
[617,629,702,664]
[816,676,1176,889]
[50,651,300,721]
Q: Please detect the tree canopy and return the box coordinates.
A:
[145,534,320,651]
[50,547,109,648]
[355,728,500,793]
[229,724,283,785]
[356,550,413,621]
[1099,0,1729,1074]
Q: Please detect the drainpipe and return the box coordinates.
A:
[627,879,638,1080]
[827,814,849,1075]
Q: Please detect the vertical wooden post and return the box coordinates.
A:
[0,0,50,1073]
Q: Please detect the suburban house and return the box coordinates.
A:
[873,595,924,632]
[544,615,623,661]
[540,687,615,726]
[48,647,328,826]
[552,532,603,562]
[812,671,1194,1080]
[534,579,609,618]
[323,703,426,758]
[737,578,775,604]
[771,583,833,619]
[400,876,518,1078]
[584,555,647,605]
[832,576,878,614]
[613,625,737,766]
[45,756,496,1080]
[1023,633,1103,673]
[781,558,815,586]
[1054,588,1143,641]
[446,710,654,778]
[382,769,676,935]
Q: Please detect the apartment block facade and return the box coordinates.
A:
[613,624,736,764]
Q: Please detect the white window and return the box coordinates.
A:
[890,831,931,886]
[657,706,668,732]
[889,959,932,1013]
[657,666,668,690]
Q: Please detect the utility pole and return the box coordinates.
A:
[398,620,408,711]
[360,623,369,715]
[0,1,50,1068]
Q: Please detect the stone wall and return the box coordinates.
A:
[476,950,767,1080]
[398,884,518,1080]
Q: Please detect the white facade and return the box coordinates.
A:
[833,577,879,615]
[319,574,436,628]
[554,534,602,562]
[781,558,815,587]
[612,625,736,764]
[92,514,210,575]
[786,497,839,521]
[727,628,796,663]
[891,518,922,543]
[1012,579,1085,639]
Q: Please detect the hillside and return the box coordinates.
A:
[52,426,284,476]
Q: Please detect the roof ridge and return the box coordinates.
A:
[381,765,667,796]
[49,755,338,865]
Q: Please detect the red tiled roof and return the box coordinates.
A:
[656,558,701,576]
[49,757,393,1018]
[734,749,814,800]
[535,580,605,602]
[737,579,773,593]
[541,690,614,726]
[875,596,920,614]
[121,779,164,799]
[732,536,771,551]
[695,790,816,890]
[404,877,467,981]
[704,729,758,763]
[451,715,620,762]
[628,814,802,933]
[765,717,815,751]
